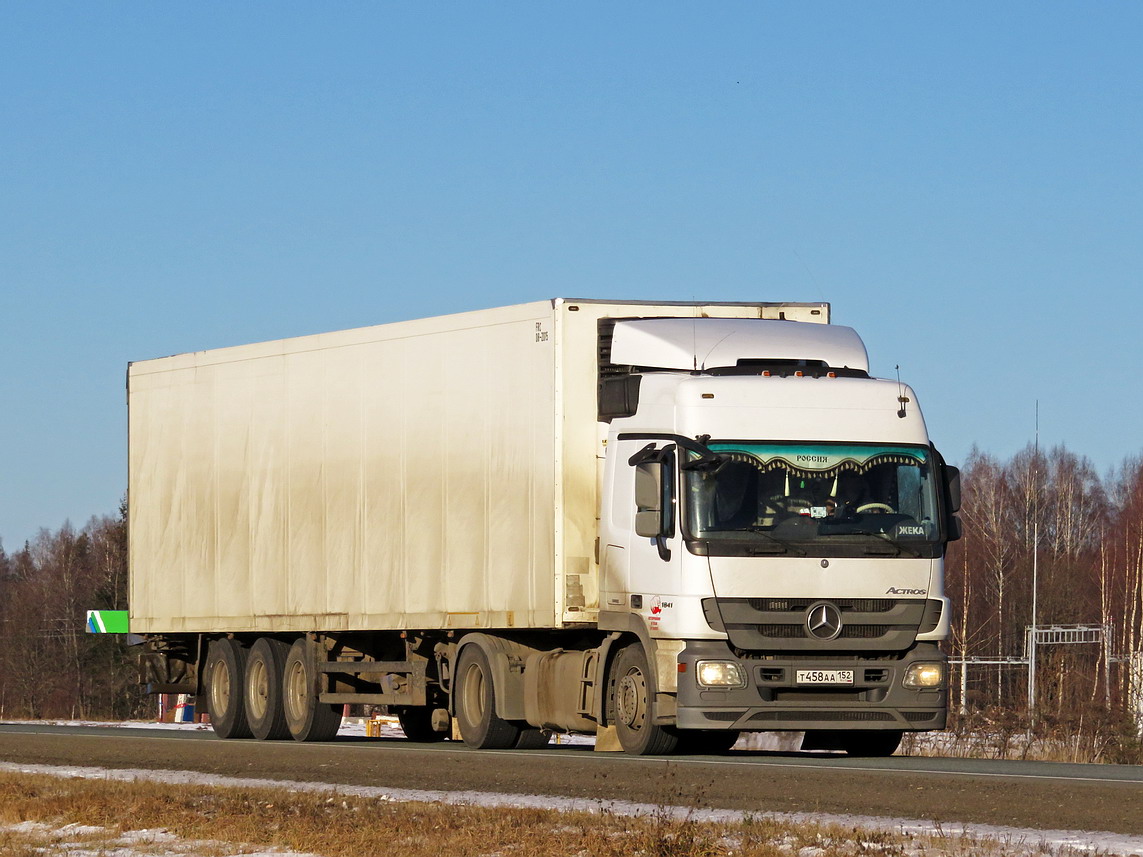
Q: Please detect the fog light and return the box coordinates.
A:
[696,660,747,688]
[903,662,944,689]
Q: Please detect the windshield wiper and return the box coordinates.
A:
[842,531,921,558]
[712,528,806,556]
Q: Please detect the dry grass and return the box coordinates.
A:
[0,771,1118,857]
[900,709,1143,765]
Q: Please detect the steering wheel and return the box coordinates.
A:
[856,502,895,515]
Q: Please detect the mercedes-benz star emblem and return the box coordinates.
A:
[805,602,843,641]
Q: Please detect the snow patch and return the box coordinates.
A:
[0,817,324,857]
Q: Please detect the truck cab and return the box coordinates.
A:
[596,317,959,755]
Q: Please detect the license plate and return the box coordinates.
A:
[796,669,854,685]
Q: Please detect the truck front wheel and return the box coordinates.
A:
[205,639,252,739]
[611,644,678,756]
[454,645,521,749]
[245,637,291,740]
[282,638,342,742]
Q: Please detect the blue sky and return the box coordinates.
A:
[2,3,1141,549]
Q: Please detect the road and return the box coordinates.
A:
[1,724,1140,835]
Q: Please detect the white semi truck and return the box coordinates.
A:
[128,298,960,756]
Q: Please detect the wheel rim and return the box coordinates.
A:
[460,662,486,723]
[284,659,308,721]
[247,657,268,720]
[616,667,647,731]
[210,660,231,716]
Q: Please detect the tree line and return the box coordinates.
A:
[1,446,1142,730]
[0,500,145,719]
[949,444,1143,731]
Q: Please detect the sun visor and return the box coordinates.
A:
[609,318,869,372]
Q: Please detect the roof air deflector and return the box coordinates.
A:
[609,318,869,373]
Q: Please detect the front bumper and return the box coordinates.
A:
[675,640,947,732]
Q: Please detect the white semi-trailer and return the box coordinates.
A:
[129,298,960,755]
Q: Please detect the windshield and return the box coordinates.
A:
[683,442,942,556]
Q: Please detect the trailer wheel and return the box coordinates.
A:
[611,644,678,756]
[245,637,291,740]
[282,638,341,742]
[454,645,521,749]
[395,707,447,742]
[205,639,252,739]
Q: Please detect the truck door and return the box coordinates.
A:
[600,439,680,622]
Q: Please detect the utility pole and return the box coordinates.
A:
[1028,401,1039,720]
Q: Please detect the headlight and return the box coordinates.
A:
[696,660,747,688]
[903,662,945,689]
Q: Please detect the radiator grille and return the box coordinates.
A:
[749,598,896,613]
[711,597,927,652]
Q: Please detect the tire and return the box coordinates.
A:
[454,645,522,749]
[245,637,291,740]
[840,730,902,757]
[205,638,252,739]
[282,638,342,742]
[674,729,740,755]
[610,644,678,756]
[513,728,551,749]
[395,706,447,743]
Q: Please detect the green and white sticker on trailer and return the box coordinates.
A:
[86,610,129,634]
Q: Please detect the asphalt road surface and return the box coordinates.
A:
[1,724,1140,835]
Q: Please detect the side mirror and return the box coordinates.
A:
[634,461,663,538]
[945,465,961,513]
